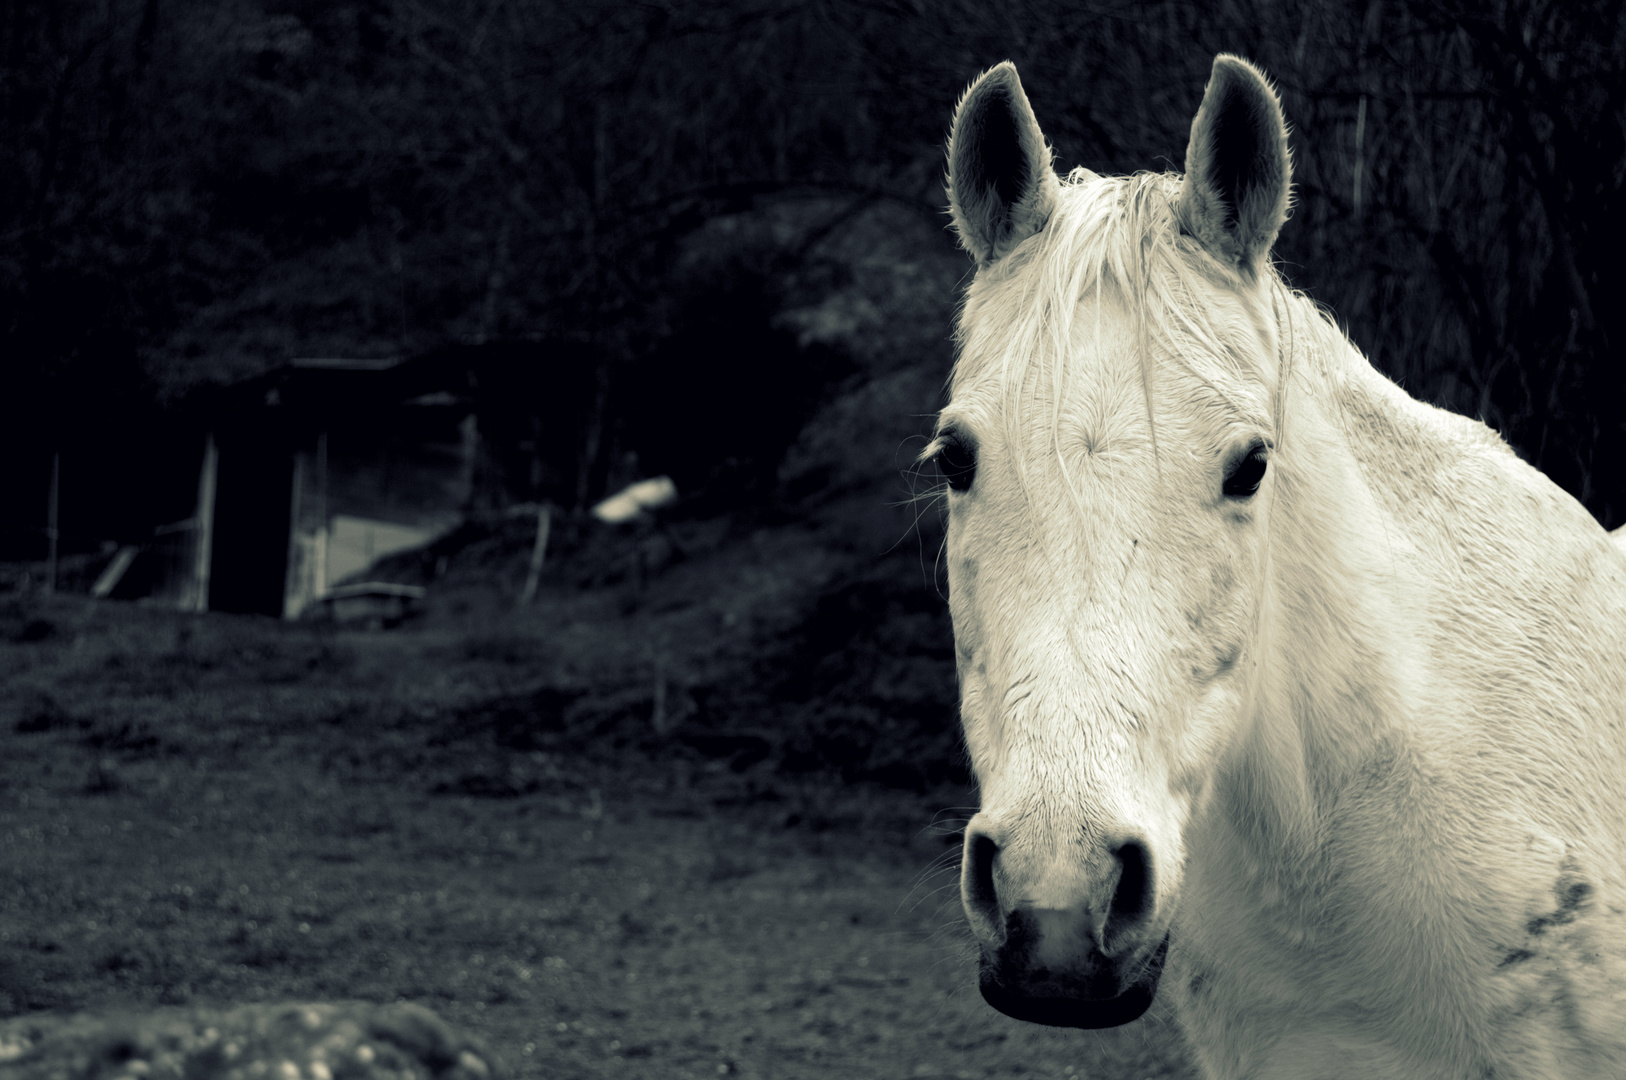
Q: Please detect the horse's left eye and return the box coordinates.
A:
[1223,443,1269,498]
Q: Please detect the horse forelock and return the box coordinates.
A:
[947,169,1294,506]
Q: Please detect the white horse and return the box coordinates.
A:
[934,54,1626,1079]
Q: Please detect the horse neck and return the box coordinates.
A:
[1213,306,1427,871]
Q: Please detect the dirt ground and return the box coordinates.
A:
[0,514,1196,1080]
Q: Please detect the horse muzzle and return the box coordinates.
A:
[962,819,1168,1028]
[977,914,1170,1028]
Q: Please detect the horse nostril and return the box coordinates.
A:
[1107,840,1153,938]
[962,829,1003,941]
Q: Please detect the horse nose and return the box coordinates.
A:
[961,823,1156,956]
[963,823,1166,1029]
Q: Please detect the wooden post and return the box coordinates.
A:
[282,449,305,619]
[191,434,218,613]
[315,430,329,596]
[45,452,59,593]
[520,503,551,604]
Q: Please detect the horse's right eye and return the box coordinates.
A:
[936,436,977,492]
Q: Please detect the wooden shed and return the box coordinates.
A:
[45,341,601,617]
[91,356,475,618]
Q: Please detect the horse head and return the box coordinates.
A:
[938,54,1292,1029]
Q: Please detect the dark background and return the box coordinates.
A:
[3,0,1623,549]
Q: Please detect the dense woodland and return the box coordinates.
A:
[3,0,1624,535]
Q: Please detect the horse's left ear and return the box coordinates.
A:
[1178,55,1291,275]
[947,62,1060,265]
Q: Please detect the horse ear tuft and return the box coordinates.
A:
[947,62,1060,265]
[1178,55,1291,274]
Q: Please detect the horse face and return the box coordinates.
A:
[941,279,1275,1028]
[941,56,1290,1029]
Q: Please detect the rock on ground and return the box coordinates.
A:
[0,1001,498,1080]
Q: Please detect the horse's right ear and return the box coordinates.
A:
[947,62,1060,265]
[1178,55,1291,275]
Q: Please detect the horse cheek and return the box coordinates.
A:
[957,667,1007,794]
